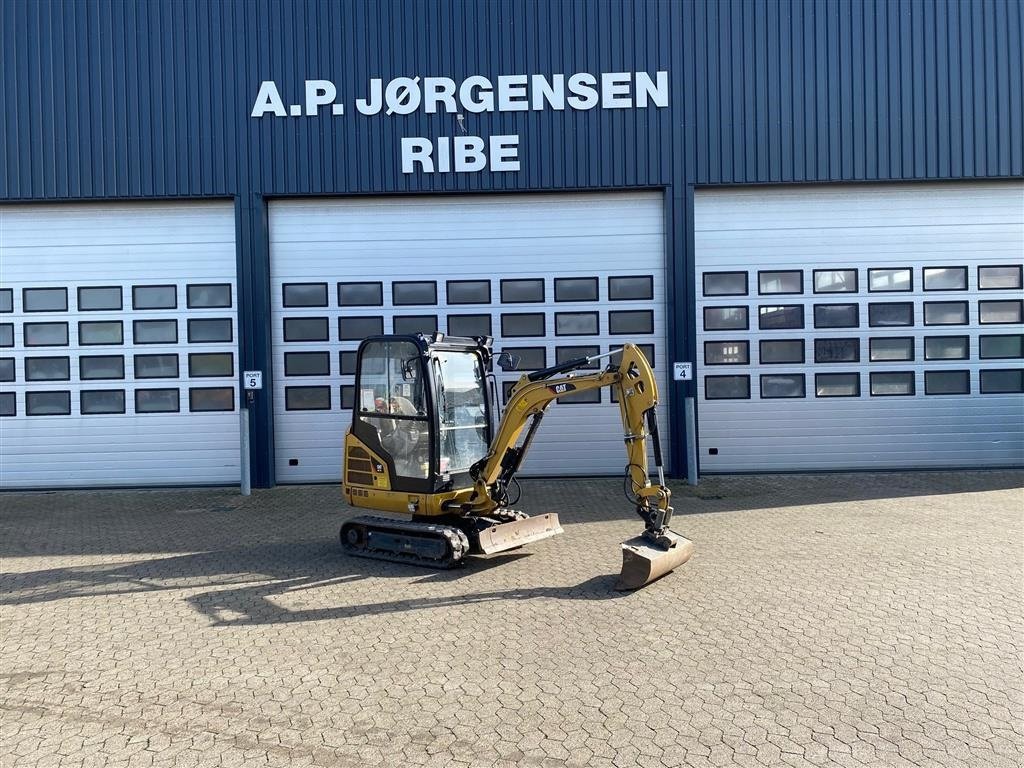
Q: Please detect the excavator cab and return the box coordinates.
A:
[347,334,494,496]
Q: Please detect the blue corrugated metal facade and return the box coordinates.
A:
[2,0,1022,486]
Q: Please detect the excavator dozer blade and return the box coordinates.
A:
[616,530,695,590]
[475,514,563,555]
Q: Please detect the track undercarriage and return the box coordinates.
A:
[340,510,563,569]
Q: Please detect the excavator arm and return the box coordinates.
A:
[459,344,693,586]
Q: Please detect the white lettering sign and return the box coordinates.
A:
[250,71,669,174]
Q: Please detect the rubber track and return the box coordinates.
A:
[340,515,471,569]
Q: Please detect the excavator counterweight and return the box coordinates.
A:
[340,333,693,589]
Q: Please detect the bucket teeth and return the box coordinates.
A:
[616,530,694,590]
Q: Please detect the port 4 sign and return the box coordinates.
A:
[672,362,693,381]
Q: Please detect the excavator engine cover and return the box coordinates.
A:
[617,530,695,590]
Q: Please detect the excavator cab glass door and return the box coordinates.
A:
[354,339,431,481]
[430,349,490,475]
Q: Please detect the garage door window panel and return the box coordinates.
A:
[447,314,492,337]
[758,305,804,330]
[133,320,177,345]
[282,283,328,308]
[339,351,358,375]
[25,356,70,381]
[760,374,805,398]
[338,282,383,307]
[189,353,234,377]
[284,352,331,377]
[758,270,803,295]
[979,300,1023,324]
[759,339,804,364]
[339,316,384,341]
[26,390,71,415]
[186,284,232,309]
[978,265,1023,290]
[393,315,438,335]
[80,355,125,380]
[922,267,967,291]
[0,289,12,313]
[814,303,859,328]
[980,369,1024,394]
[24,322,69,347]
[979,334,1023,359]
[555,312,599,336]
[77,286,122,311]
[870,372,916,396]
[500,347,546,370]
[500,279,545,303]
[704,341,749,365]
[0,392,14,416]
[80,390,126,415]
[135,388,180,413]
[556,345,601,369]
[708,307,749,331]
[815,373,860,397]
[868,302,914,327]
[814,338,860,363]
[283,317,328,342]
[609,310,653,335]
[813,269,858,294]
[0,358,13,382]
[80,321,123,346]
[608,276,653,301]
[705,375,750,399]
[134,354,180,379]
[340,385,355,410]
[0,324,13,347]
[924,336,969,360]
[23,288,68,312]
[923,301,968,326]
[392,281,437,306]
[868,268,913,292]
[187,319,232,343]
[446,280,490,305]
[501,313,545,337]
[554,277,599,302]
[189,387,235,412]
[702,272,748,297]
[925,370,970,395]
[285,386,332,410]
[869,337,914,362]
[132,285,177,310]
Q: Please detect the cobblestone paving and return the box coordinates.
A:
[1,471,1022,768]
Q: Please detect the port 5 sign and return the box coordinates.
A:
[243,371,263,390]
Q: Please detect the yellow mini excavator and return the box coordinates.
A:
[340,334,694,589]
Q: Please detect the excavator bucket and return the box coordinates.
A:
[475,513,563,555]
[616,530,695,590]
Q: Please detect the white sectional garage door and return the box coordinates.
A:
[695,181,1024,472]
[269,192,668,483]
[0,202,240,488]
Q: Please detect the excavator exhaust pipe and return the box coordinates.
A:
[616,530,695,590]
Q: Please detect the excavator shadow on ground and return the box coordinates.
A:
[0,537,630,626]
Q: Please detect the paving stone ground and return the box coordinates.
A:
[1,471,1022,768]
